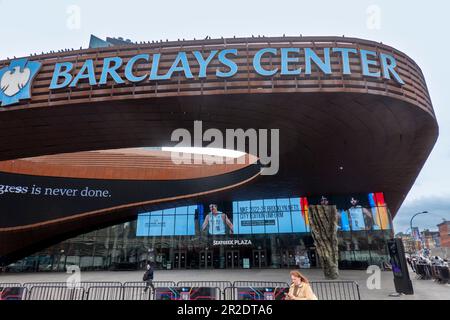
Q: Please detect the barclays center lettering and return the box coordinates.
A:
[49,46,405,90]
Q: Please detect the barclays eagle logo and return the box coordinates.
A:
[0,58,41,107]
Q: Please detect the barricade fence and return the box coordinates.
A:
[413,262,450,284]
[86,285,123,300]
[1,280,361,300]
[0,283,27,300]
[176,281,232,299]
[415,263,450,284]
[310,281,360,300]
[28,285,85,300]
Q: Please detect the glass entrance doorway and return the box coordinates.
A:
[199,250,213,269]
[252,249,267,268]
[308,248,317,267]
[173,250,187,269]
[225,250,240,268]
[281,250,296,267]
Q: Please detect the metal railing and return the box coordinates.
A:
[0,283,22,288]
[0,283,27,300]
[154,286,222,300]
[310,281,360,300]
[86,285,123,300]
[228,281,291,300]
[80,281,122,290]
[28,285,85,300]
[177,281,232,299]
[224,286,289,300]
[2,280,361,300]
[436,266,450,284]
[123,285,152,300]
[415,264,432,280]
[23,281,67,290]
[124,281,177,288]
[428,265,449,284]
[123,281,177,300]
[233,281,290,288]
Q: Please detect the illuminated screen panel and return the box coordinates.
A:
[306,192,392,231]
[136,205,198,237]
[232,197,309,235]
[136,192,390,237]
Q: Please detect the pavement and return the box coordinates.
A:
[1,268,449,300]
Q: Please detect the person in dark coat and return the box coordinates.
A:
[143,263,155,292]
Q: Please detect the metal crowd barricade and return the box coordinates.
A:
[431,265,440,280]
[85,285,124,300]
[0,282,22,287]
[23,281,67,290]
[223,287,235,300]
[153,286,221,300]
[232,281,290,288]
[23,282,67,300]
[415,264,425,279]
[209,287,222,300]
[310,281,360,300]
[229,281,360,300]
[149,280,177,288]
[0,283,27,300]
[80,281,123,289]
[230,281,290,301]
[27,285,85,300]
[122,285,152,300]
[6,280,362,300]
[123,281,177,288]
[122,281,176,300]
[415,264,432,280]
[177,281,232,299]
[437,266,450,284]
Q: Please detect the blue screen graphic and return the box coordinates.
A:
[135,193,390,237]
[232,197,308,235]
[136,205,197,236]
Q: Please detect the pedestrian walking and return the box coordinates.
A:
[143,263,155,293]
[285,270,318,300]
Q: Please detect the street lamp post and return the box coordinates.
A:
[410,211,428,254]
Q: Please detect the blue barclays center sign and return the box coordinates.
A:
[50,47,405,89]
[1,46,405,107]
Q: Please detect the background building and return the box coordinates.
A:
[397,232,417,254]
[437,221,450,248]
[420,229,440,250]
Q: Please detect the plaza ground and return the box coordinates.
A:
[1,268,449,300]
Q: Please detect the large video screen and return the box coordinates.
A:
[136,205,197,236]
[135,192,391,237]
[232,198,310,234]
[305,192,391,231]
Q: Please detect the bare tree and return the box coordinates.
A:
[308,205,339,279]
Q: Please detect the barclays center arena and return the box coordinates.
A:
[0,35,438,272]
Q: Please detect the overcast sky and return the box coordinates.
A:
[1,0,449,232]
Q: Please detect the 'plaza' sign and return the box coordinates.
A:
[1,46,405,107]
